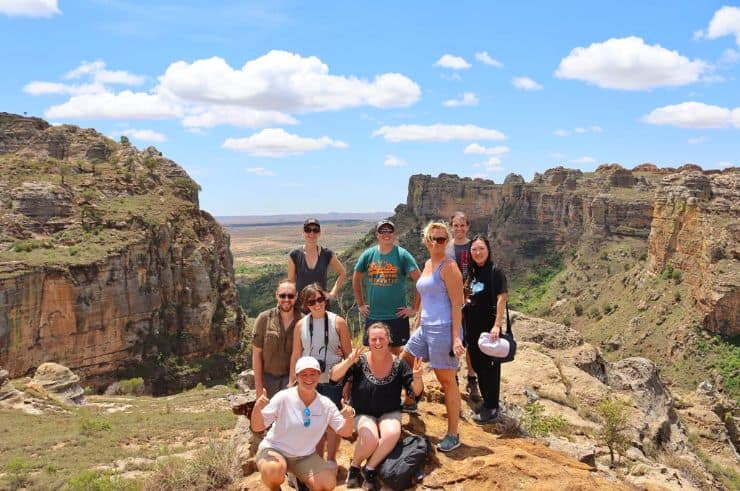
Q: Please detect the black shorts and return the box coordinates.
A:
[317,382,343,409]
[363,317,410,347]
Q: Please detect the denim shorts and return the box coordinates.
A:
[404,322,460,370]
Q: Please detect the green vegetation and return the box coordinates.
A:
[119,377,145,395]
[661,264,683,284]
[0,387,236,490]
[143,440,239,491]
[691,332,740,401]
[696,448,740,491]
[66,470,140,491]
[596,398,631,465]
[509,252,564,313]
[521,401,567,437]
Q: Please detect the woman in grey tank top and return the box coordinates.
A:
[287,218,347,302]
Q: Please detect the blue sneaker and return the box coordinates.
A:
[436,434,461,452]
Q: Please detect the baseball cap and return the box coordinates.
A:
[376,219,395,232]
[304,218,320,227]
[478,332,511,358]
[295,356,321,374]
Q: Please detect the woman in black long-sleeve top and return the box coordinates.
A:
[463,234,508,423]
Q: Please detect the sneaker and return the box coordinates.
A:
[467,377,482,403]
[401,401,418,414]
[362,467,378,490]
[296,479,310,491]
[346,465,364,488]
[436,434,461,452]
[472,407,498,424]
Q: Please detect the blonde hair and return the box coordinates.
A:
[367,322,393,344]
[422,221,451,243]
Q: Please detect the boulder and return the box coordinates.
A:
[0,368,21,401]
[26,362,85,406]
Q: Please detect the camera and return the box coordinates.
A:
[314,357,326,373]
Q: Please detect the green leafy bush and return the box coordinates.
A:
[597,398,631,465]
[119,377,145,395]
[522,401,566,437]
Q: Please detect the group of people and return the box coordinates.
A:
[250,213,509,491]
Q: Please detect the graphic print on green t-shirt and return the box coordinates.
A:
[356,245,419,320]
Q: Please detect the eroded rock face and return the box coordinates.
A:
[0,114,244,392]
[26,362,85,405]
[0,367,20,401]
[647,170,739,335]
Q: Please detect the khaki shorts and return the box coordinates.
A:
[354,411,402,431]
[256,447,334,482]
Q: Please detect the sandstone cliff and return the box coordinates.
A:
[394,165,738,335]
[0,113,244,392]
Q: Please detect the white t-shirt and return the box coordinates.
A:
[258,387,345,458]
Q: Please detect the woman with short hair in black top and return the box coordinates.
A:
[330,322,423,490]
[288,218,347,303]
[464,234,508,423]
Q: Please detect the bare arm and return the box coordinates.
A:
[336,316,352,359]
[327,255,347,300]
[288,319,304,386]
[352,271,369,316]
[331,347,363,382]
[287,255,296,282]
[397,267,422,318]
[442,261,464,341]
[491,292,509,338]
[250,389,269,432]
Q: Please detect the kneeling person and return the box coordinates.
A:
[252,356,355,491]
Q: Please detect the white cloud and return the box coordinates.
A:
[64,60,145,85]
[246,167,275,176]
[0,0,60,17]
[23,81,104,96]
[45,91,183,120]
[181,105,297,129]
[555,36,710,90]
[693,29,705,41]
[554,125,602,137]
[463,143,510,156]
[717,161,734,167]
[704,6,740,46]
[384,155,407,167]
[443,92,479,107]
[720,48,740,65]
[373,124,506,142]
[570,156,596,164]
[512,76,543,91]
[223,128,348,157]
[642,101,735,128]
[434,54,471,70]
[159,50,420,111]
[472,157,503,172]
[475,51,503,68]
[687,136,707,144]
[120,128,167,142]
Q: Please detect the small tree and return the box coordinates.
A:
[597,398,631,465]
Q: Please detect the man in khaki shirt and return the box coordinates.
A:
[252,279,302,397]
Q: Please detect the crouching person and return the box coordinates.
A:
[330,322,424,490]
[251,356,355,491]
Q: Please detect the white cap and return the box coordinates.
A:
[295,356,321,375]
[478,332,510,358]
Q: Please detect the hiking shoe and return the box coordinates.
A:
[346,465,363,488]
[401,401,418,414]
[467,377,482,403]
[362,467,378,490]
[437,434,461,452]
[472,407,498,424]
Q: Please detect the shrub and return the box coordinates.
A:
[65,469,139,491]
[574,303,583,316]
[79,415,112,435]
[522,401,567,437]
[4,457,34,489]
[143,440,239,491]
[119,377,145,395]
[597,398,631,465]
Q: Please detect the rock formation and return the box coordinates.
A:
[647,171,739,335]
[24,362,85,405]
[0,113,245,392]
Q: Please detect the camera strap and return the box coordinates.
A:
[309,313,329,370]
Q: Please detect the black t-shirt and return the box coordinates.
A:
[289,246,334,293]
[453,242,471,280]
[348,355,415,418]
[463,263,508,343]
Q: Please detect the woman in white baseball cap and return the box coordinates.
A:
[463,235,509,424]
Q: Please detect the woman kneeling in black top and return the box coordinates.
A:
[464,234,508,424]
[331,322,423,490]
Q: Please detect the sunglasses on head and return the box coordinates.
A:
[377,228,394,235]
[430,236,448,244]
[305,296,326,307]
[303,407,311,427]
[277,293,296,299]
[304,226,320,233]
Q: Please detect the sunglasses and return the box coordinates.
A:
[305,296,326,307]
[430,236,448,244]
[277,293,296,299]
[304,226,320,233]
[303,407,311,427]
[377,229,394,235]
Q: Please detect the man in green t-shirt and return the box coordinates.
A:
[353,219,421,355]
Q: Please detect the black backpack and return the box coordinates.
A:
[377,435,430,491]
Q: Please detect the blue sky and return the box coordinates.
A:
[1,1,738,216]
